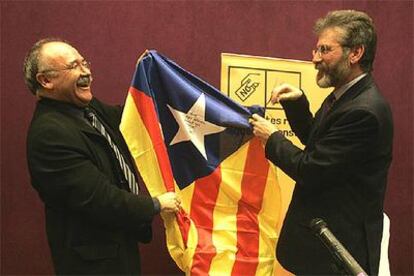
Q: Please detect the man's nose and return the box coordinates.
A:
[79,65,91,74]
[312,52,322,64]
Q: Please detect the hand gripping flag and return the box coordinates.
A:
[120,50,283,275]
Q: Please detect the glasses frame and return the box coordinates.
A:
[312,44,346,58]
[39,60,91,74]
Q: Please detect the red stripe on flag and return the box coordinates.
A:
[190,168,222,275]
[176,209,191,247]
[231,138,270,275]
[129,87,175,191]
[129,87,191,246]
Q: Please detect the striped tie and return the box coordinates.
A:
[85,109,139,194]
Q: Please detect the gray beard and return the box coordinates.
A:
[317,74,333,88]
[316,55,351,88]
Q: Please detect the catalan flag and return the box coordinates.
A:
[120,50,283,275]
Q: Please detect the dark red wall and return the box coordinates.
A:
[1,1,412,275]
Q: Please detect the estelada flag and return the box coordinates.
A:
[120,50,283,275]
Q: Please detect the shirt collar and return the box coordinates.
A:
[332,73,367,101]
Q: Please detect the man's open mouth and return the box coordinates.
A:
[77,76,92,88]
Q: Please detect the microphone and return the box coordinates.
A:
[310,218,368,276]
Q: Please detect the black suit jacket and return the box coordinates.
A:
[266,75,393,275]
[27,97,157,275]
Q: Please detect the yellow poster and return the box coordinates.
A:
[220,53,332,275]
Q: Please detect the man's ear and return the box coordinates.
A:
[349,45,365,65]
[36,73,54,90]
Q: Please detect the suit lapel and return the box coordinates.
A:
[79,119,106,139]
[306,74,374,146]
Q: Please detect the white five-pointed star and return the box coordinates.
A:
[168,93,226,160]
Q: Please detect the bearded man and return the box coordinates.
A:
[251,10,393,275]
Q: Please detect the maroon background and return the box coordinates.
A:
[1,1,412,275]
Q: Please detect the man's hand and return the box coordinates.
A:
[250,114,278,145]
[269,83,303,104]
[156,192,181,213]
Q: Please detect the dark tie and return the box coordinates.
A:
[319,92,336,122]
[85,109,139,194]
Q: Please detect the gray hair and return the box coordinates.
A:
[314,10,377,72]
[23,38,67,94]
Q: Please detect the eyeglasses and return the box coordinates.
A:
[312,45,344,58]
[39,60,91,74]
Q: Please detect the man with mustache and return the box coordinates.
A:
[251,10,393,275]
[24,38,180,275]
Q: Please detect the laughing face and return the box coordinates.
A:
[38,42,93,107]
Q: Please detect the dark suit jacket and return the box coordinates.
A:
[27,97,157,275]
[266,75,393,275]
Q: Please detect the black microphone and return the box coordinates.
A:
[310,218,368,276]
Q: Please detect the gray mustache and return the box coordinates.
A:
[77,75,92,86]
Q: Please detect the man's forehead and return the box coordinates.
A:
[41,42,82,61]
[317,27,344,45]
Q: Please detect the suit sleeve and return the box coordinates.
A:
[281,93,315,145]
[265,108,380,186]
[27,122,157,232]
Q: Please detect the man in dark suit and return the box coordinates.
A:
[24,38,180,275]
[251,10,393,275]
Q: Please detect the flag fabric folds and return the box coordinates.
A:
[120,50,282,275]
